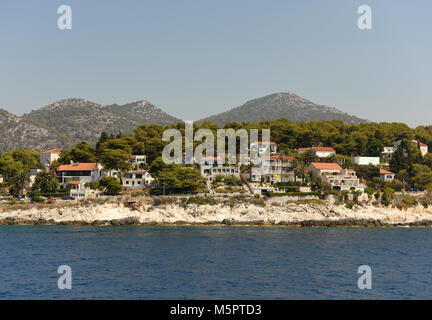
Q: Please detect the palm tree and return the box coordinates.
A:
[10,170,29,196]
[288,158,308,183]
[311,178,323,198]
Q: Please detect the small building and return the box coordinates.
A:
[309,162,364,192]
[56,162,104,186]
[382,146,395,156]
[394,139,428,157]
[129,155,147,168]
[380,169,395,182]
[298,146,336,159]
[198,157,240,181]
[249,155,295,183]
[353,156,380,166]
[250,141,277,156]
[40,149,61,168]
[121,171,154,189]
[309,162,342,180]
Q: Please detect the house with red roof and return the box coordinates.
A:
[394,139,428,157]
[56,162,104,186]
[309,162,364,192]
[40,148,62,168]
[298,146,336,159]
[380,169,395,182]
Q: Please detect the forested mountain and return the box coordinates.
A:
[198,93,367,126]
[0,99,180,152]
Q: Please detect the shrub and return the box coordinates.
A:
[186,197,218,206]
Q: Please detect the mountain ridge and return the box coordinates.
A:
[0,98,181,153]
[0,93,367,153]
[198,92,367,126]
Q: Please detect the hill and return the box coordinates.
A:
[198,93,367,126]
[0,99,181,153]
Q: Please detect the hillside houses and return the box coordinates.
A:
[309,162,365,192]
[298,146,336,159]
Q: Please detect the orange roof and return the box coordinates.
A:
[256,141,276,145]
[313,147,335,152]
[65,181,80,185]
[41,149,62,154]
[346,169,355,172]
[311,162,342,170]
[56,163,98,171]
[380,169,394,174]
[298,147,311,151]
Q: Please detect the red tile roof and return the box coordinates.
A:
[380,169,394,174]
[56,163,99,171]
[314,147,335,152]
[310,162,342,170]
[65,181,80,185]
[41,149,62,154]
[256,141,276,145]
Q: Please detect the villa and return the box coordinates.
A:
[309,162,364,192]
[298,146,336,159]
[40,149,61,168]
[248,154,295,183]
[380,169,395,182]
[353,156,380,166]
[121,170,155,189]
[56,162,104,186]
[129,155,147,169]
[198,156,240,181]
[394,139,428,156]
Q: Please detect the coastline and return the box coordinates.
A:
[2,196,432,227]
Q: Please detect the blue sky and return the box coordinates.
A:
[0,0,431,126]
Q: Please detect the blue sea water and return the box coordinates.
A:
[0,226,431,299]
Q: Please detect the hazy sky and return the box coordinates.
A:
[0,0,431,127]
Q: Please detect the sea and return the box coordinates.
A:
[0,226,431,299]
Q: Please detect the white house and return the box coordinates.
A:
[198,157,240,181]
[380,169,395,182]
[353,156,380,166]
[309,162,365,192]
[129,155,147,168]
[394,139,428,157]
[250,141,277,156]
[121,171,154,189]
[382,146,395,156]
[298,146,336,159]
[40,149,61,168]
[248,155,295,183]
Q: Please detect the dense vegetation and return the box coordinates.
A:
[2,118,432,198]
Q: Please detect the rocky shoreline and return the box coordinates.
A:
[2,196,432,227]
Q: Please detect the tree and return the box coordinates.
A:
[311,178,330,199]
[101,149,132,172]
[99,176,122,195]
[32,171,59,193]
[288,158,308,183]
[59,141,97,164]
[367,138,384,157]
[300,150,318,165]
[9,170,29,196]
